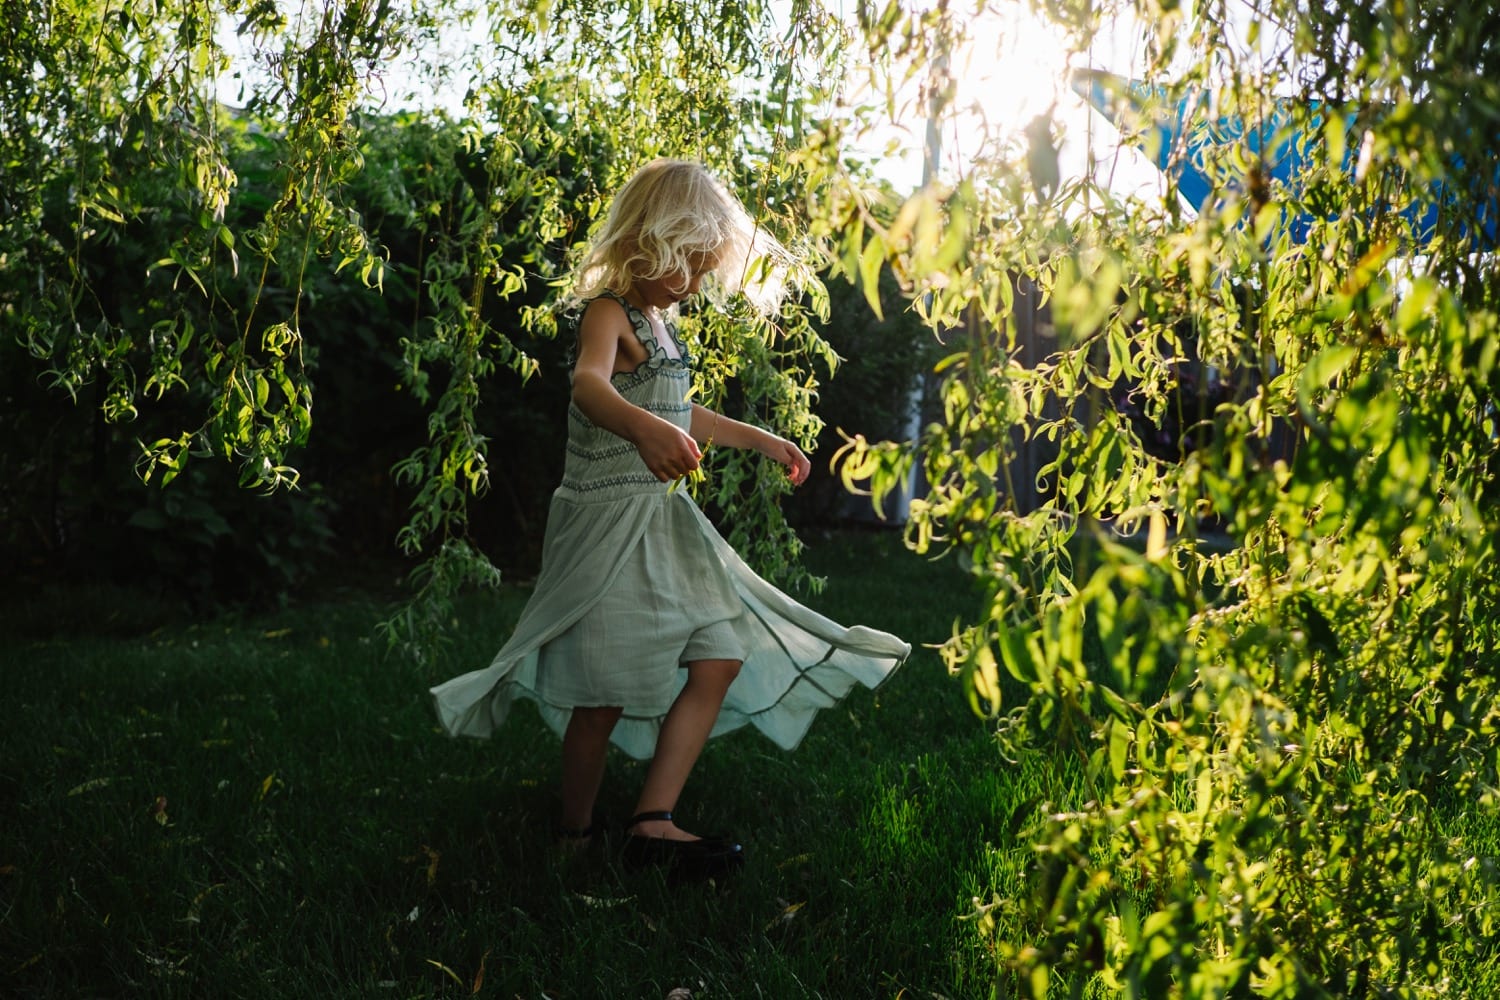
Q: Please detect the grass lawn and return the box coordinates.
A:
[2,530,1053,999]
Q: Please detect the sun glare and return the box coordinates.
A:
[844,4,1086,190]
[843,2,1168,199]
[945,4,1157,185]
[949,7,1072,145]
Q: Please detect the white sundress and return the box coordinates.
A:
[429,293,911,760]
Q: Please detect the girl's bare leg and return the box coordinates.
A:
[559,705,623,832]
[629,658,742,841]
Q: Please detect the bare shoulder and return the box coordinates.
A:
[577,295,646,372]
[578,294,631,334]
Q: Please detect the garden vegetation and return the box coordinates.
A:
[3,0,1498,996]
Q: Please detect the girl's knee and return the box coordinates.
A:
[569,705,623,733]
[687,658,742,688]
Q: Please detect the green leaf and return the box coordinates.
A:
[1108,717,1131,778]
[996,621,1035,683]
[1297,344,1359,434]
[858,233,886,320]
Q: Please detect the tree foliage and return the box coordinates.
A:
[0,0,850,633]
[826,0,1500,995]
[5,0,1499,993]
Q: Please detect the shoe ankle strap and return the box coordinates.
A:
[628,810,673,825]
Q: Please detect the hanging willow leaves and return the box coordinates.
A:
[5,0,1499,993]
[816,0,1500,996]
[1,0,852,652]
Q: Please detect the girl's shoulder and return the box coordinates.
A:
[564,293,628,362]
[572,293,691,372]
[568,291,639,336]
[570,291,623,324]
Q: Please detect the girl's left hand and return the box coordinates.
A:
[763,435,812,487]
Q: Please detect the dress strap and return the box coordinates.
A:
[594,291,686,364]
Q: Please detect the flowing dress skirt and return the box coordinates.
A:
[429,489,910,760]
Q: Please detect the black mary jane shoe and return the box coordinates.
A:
[620,810,745,882]
[553,821,595,856]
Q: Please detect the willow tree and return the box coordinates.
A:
[825,0,1500,995]
[6,0,1500,993]
[0,0,849,639]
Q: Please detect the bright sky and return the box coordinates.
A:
[216,1,1223,200]
[848,2,1169,198]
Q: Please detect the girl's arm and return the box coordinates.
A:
[573,300,702,483]
[690,403,811,486]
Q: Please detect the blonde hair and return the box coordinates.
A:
[567,159,792,315]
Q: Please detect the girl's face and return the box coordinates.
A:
[633,251,718,310]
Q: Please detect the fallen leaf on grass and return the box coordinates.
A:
[425,959,462,986]
[764,899,806,932]
[142,951,189,977]
[570,892,634,909]
[471,948,490,995]
[67,778,113,796]
[181,883,223,924]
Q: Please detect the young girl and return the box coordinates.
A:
[430,159,910,881]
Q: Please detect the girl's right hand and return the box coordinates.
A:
[636,417,702,483]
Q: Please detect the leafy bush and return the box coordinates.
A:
[0,3,856,621]
[820,1,1500,995]
[786,266,945,526]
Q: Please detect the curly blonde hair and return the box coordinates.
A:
[566,159,792,315]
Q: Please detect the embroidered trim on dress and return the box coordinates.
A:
[568,396,689,431]
[560,472,663,493]
[566,440,639,462]
[611,362,690,393]
[639,400,691,416]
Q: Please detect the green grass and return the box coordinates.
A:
[7,530,1498,999]
[1,530,1046,999]
[13,531,1496,1000]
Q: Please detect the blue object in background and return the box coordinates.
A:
[1068,68,1498,248]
